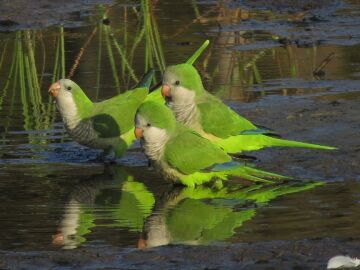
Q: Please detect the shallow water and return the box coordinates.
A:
[0,0,359,252]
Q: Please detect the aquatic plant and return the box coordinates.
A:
[0,28,66,145]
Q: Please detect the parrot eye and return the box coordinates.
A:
[146,123,151,127]
[175,80,180,86]
[67,86,72,91]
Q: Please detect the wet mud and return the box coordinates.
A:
[1,238,360,269]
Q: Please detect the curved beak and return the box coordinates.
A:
[161,84,171,98]
[137,238,147,249]
[49,81,61,97]
[52,232,64,245]
[135,128,144,139]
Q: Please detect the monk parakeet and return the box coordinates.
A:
[139,181,322,248]
[48,41,210,158]
[145,40,210,103]
[48,70,154,158]
[134,101,288,187]
[52,166,155,249]
[161,64,336,154]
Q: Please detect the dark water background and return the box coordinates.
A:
[0,0,359,251]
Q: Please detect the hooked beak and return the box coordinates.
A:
[135,128,144,139]
[137,238,147,249]
[49,81,61,97]
[161,84,171,98]
[52,232,64,245]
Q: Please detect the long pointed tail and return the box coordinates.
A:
[212,162,290,184]
[180,162,289,187]
[218,134,336,154]
[263,135,336,150]
[135,69,155,89]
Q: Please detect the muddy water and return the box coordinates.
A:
[0,0,359,258]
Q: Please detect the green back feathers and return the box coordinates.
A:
[137,101,177,132]
[198,93,257,138]
[70,81,93,119]
[164,129,231,174]
[166,64,205,96]
[68,68,153,139]
[92,87,149,138]
[164,64,257,138]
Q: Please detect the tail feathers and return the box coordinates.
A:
[247,181,324,204]
[266,136,337,150]
[228,166,290,184]
[180,162,289,187]
[212,161,290,184]
[241,127,278,136]
[218,134,337,154]
[254,124,275,132]
[134,69,155,89]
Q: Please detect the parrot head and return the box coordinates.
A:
[135,101,177,160]
[48,79,92,123]
[161,64,204,105]
[135,101,176,140]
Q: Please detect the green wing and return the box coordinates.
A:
[164,128,231,175]
[91,88,148,138]
[197,92,257,138]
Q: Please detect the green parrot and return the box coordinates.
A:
[48,41,210,158]
[161,64,336,154]
[139,181,322,248]
[144,40,210,104]
[48,70,154,158]
[134,101,288,187]
[52,166,155,249]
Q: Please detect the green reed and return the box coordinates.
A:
[95,20,103,100]
[141,0,166,72]
[95,1,166,91]
[0,28,66,144]
[0,40,14,111]
[0,1,167,144]
[0,39,8,74]
[103,21,121,93]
